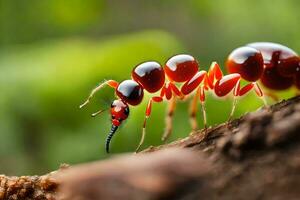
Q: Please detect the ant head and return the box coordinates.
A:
[110,99,129,126]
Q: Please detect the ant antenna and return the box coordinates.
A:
[79,80,119,109]
[91,109,105,117]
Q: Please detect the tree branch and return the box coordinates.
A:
[1,96,300,200]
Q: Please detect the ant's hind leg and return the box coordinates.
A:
[228,97,238,122]
[199,86,208,130]
[79,80,119,109]
[227,79,241,122]
[162,96,177,142]
[228,81,265,122]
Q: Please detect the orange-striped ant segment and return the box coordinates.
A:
[80,42,299,153]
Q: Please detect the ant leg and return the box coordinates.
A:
[253,83,268,106]
[199,86,207,129]
[169,82,184,99]
[180,71,208,133]
[239,82,268,107]
[79,80,119,109]
[164,82,173,100]
[162,96,177,142]
[228,97,238,122]
[207,62,223,89]
[135,96,163,153]
[228,78,241,122]
[181,71,207,95]
[189,87,200,132]
[214,74,241,122]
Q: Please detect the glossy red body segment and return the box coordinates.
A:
[181,71,207,95]
[132,61,165,93]
[260,67,293,90]
[277,57,300,77]
[116,80,144,105]
[214,74,241,97]
[165,54,199,82]
[248,42,300,77]
[226,46,264,82]
[110,100,129,126]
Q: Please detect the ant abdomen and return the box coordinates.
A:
[248,42,299,90]
[261,65,294,90]
[131,61,165,93]
[248,42,300,78]
[227,42,300,91]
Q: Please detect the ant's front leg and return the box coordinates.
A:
[79,80,119,109]
[135,96,163,153]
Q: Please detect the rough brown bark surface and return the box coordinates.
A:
[1,96,300,200]
[0,172,58,200]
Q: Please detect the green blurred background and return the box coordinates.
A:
[0,0,299,175]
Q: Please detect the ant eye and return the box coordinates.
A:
[112,116,115,119]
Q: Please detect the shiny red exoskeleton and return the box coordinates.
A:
[80,42,299,153]
[227,42,300,91]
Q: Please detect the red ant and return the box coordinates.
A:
[80,42,299,153]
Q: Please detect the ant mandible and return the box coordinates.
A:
[80,42,299,153]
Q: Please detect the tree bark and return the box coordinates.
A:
[1,96,300,200]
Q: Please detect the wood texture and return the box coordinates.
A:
[1,96,300,200]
